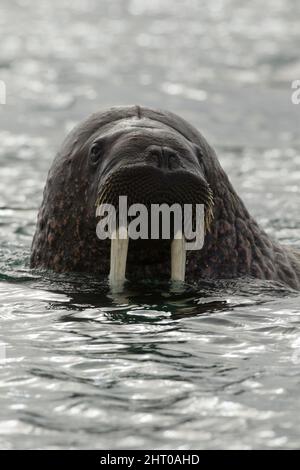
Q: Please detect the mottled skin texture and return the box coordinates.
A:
[31,105,300,290]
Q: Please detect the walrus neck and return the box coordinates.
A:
[187,169,300,289]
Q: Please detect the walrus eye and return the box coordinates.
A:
[89,142,102,165]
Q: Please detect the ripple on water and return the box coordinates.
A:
[0,267,300,449]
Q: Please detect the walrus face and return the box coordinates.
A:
[86,117,214,285]
[90,118,212,205]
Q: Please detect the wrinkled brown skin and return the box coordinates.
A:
[30,105,300,290]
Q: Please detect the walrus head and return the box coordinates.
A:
[31,106,300,289]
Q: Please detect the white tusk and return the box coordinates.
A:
[171,231,186,282]
[109,226,129,289]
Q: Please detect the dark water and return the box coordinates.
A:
[0,0,300,450]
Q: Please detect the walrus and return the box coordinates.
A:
[30,105,300,290]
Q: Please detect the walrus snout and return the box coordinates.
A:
[145,145,182,171]
[96,162,214,286]
[96,164,214,231]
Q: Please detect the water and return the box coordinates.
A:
[0,0,300,450]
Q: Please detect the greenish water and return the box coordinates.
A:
[0,0,300,450]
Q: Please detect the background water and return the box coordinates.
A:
[0,0,300,450]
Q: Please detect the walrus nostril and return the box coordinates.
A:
[146,145,181,170]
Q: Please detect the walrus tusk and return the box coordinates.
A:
[171,231,186,282]
[109,227,129,288]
